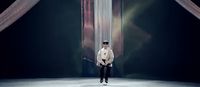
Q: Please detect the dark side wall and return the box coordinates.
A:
[0,0,82,78]
[123,0,200,82]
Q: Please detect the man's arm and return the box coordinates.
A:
[107,49,114,64]
[97,50,105,65]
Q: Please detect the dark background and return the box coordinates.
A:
[0,0,81,78]
[0,0,200,82]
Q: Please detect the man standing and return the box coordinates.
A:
[96,40,114,83]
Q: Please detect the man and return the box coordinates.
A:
[96,40,114,83]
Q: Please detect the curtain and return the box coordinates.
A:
[0,0,40,32]
[176,0,200,19]
[94,0,113,54]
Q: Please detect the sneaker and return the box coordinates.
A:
[105,80,108,83]
[100,79,103,83]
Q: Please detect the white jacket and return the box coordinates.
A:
[96,47,114,67]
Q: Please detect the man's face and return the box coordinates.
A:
[103,44,108,49]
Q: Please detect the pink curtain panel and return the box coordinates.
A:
[0,0,40,32]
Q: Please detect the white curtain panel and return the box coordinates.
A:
[94,0,112,54]
[0,0,40,32]
[176,0,200,19]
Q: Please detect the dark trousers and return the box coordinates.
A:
[100,59,111,81]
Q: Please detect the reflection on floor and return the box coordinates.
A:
[0,78,199,87]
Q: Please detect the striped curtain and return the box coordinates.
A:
[94,0,113,54]
[0,0,40,32]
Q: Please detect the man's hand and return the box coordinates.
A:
[106,63,111,66]
[100,63,106,66]
[104,61,111,66]
[105,61,111,65]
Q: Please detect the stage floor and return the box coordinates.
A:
[0,78,199,87]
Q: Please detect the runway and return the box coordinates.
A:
[0,78,199,87]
